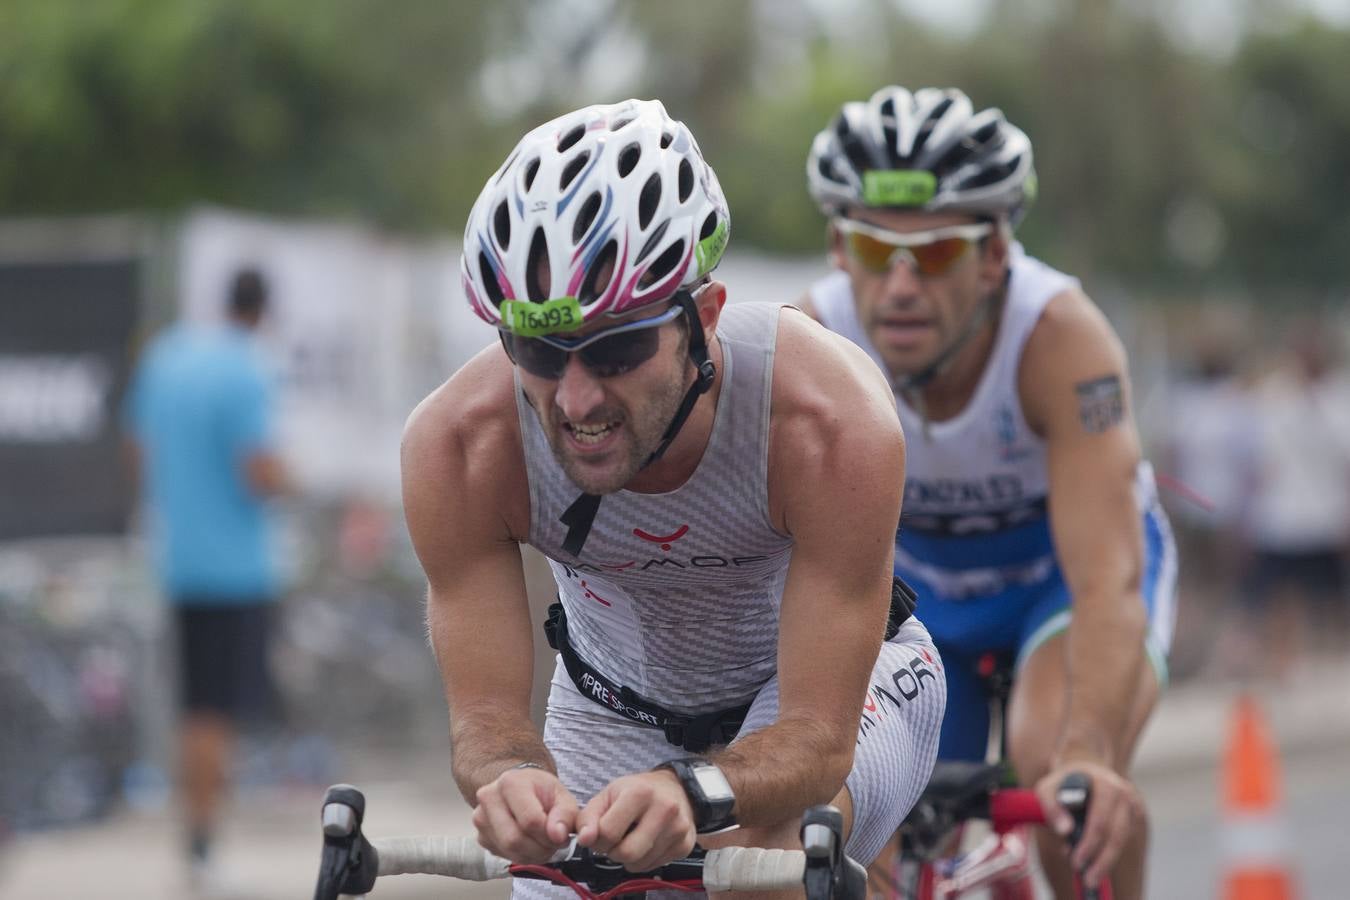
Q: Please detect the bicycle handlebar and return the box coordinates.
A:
[316,784,862,899]
[372,835,510,880]
[368,835,806,891]
[898,768,1113,900]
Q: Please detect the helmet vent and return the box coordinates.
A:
[967,159,1015,188]
[833,113,850,141]
[579,240,618,302]
[878,100,899,156]
[699,212,718,241]
[557,123,586,154]
[969,118,1000,148]
[617,143,641,178]
[635,220,670,264]
[610,116,634,132]
[493,201,511,249]
[495,149,519,184]
[524,157,541,192]
[525,229,551,302]
[660,131,674,149]
[918,99,953,150]
[573,192,602,244]
[640,239,686,289]
[478,253,505,307]
[677,158,694,203]
[638,173,662,230]
[841,133,873,178]
[560,150,590,191]
[835,111,872,173]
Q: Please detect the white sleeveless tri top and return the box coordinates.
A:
[516,302,794,713]
[811,244,1162,598]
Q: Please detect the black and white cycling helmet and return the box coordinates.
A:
[462,99,730,335]
[807,86,1036,225]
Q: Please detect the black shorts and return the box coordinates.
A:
[1243,550,1347,609]
[174,600,277,721]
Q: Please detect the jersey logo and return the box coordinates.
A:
[578,579,612,607]
[632,524,689,552]
[996,404,1032,462]
[560,525,774,573]
[857,653,939,745]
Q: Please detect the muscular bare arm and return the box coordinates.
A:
[401,349,552,797]
[711,309,904,826]
[1020,290,1149,877]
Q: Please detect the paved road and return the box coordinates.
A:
[3,669,1345,899]
[0,756,497,900]
[1142,741,1349,899]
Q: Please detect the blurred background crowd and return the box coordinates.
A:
[1,0,1348,895]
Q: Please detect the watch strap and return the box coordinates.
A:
[656,757,737,834]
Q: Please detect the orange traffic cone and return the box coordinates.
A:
[1220,694,1298,900]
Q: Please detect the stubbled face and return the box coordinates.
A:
[832,208,1007,380]
[517,308,691,495]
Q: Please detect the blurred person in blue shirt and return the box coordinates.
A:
[124,267,288,884]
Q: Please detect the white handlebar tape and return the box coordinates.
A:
[370,837,805,892]
[373,836,511,881]
[701,847,806,893]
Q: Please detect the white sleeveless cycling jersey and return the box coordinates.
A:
[811,244,1163,598]
[517,302,795,713]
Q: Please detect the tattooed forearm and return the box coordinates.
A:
[1075,374,1125,433]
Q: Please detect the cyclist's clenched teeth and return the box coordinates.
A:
[566,420,620,444]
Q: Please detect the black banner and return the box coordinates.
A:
[0,260,139,539]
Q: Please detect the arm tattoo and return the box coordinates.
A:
[1075,374,1125,433]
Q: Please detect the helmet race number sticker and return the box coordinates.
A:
[501,297,583,336]
[863,170,937,206]
[695,219,729,277]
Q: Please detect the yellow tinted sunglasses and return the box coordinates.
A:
[834,218,993,277]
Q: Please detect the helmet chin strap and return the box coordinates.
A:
[896,267,1010,436]
[561,290,714,557]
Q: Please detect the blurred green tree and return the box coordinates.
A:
[1,0,1346,297]
[0,0,502,227]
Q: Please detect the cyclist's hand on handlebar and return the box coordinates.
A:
[1035,760,1143,888]
[472,766,578,863]
[575,770,697,873]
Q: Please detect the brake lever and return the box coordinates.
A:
[1055,772,1105,900]
[315,784,379,900]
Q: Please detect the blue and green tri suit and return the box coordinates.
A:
[809,245,1177,762]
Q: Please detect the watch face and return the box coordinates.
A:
[693,764,734,802]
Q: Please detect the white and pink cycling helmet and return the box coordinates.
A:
[462,99,730,335]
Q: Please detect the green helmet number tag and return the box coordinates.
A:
[695,219,729,277]
[501,297,583,336]
[863,170,937,207]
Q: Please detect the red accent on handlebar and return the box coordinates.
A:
[508,864,702,899]
[989,788,1047,833]
[976,652,996,679]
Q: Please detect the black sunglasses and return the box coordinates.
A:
[499,301,686,380]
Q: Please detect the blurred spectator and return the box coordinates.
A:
[1158,324,1260,677]
[123,268,289,891]
[1237,319,1350,678]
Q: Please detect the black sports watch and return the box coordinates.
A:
[656,757,737,834]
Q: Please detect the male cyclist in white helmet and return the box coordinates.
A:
[402,98,946,897]
[799,87,1176,899]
